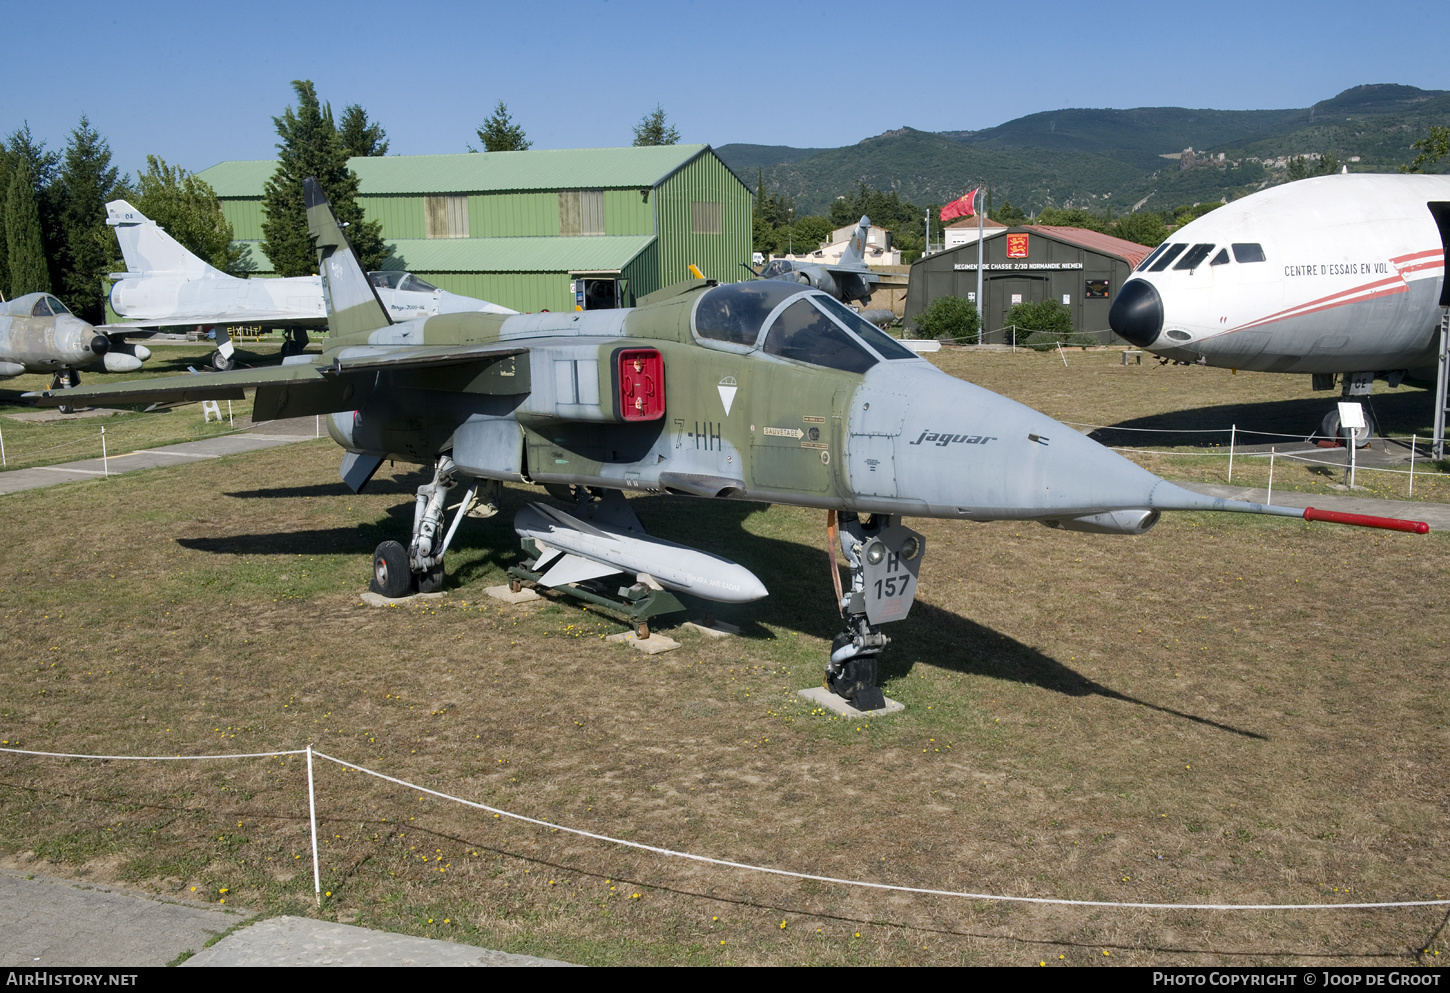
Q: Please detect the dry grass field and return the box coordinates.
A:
[0,348,1446,966]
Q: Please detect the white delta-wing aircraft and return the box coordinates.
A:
[104,199,515,370]
[1109,174,1450,441]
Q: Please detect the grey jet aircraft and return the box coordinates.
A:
[105,199,515,370]
[756,215,903,312]
[2,291,149,413]
[34,179,1429,712]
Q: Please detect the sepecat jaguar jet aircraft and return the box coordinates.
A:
[32,178,1429,712]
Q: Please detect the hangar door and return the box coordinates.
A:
[992,276,1048,331]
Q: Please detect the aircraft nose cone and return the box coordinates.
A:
[1109,279,1163,347]
[89,334,110,356]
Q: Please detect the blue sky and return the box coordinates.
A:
[5,0,1448,178]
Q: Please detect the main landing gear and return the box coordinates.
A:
[823,511,926,712]
[50,368,81,414]
[368,454,500,598]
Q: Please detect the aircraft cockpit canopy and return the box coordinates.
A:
[367,271,440,293]
[691,282,916,373]
[758,259,795,279]
[8,294,72,318]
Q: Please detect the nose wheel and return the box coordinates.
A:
[823,511,925,712]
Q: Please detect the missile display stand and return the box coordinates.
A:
[825,512,925,712]
[507,547,688,640]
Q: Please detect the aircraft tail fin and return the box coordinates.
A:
[839,215,871,268]
[106,200,226,278]
[304,177,391,337]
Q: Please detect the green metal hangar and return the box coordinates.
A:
[905,225,1152,334]
[198,145,752,313]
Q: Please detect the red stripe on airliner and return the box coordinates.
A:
[1226,278,1408,334]
[1396,259,1445,275]
[1390,248,1441,264]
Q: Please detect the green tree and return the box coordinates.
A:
[262,80,387,277]
[913,295,980,343]
[991,199,1028,225]
[57,115,123,321]
[1403,126,1449,173]
[132,156,246,275]
[0,139,11,294]
[1108,211,1169,247]
[789,215,833,253]
[473,101,531,152]
[6,157,51,296]
[1034,206,1108,232]
[338,104,389,157]
[632,104,679,146]
[4,124,61,292]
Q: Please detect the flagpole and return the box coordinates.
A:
[975,190,984,344]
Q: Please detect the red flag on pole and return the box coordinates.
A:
[940,188,978,222]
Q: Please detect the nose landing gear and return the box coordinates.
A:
[823,511,925,712]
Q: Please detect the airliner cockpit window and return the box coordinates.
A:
[1147,244,1187,272]
[1173,244,1216,270]
[762,298,877,374]
[1232,243,1267,263]
[1210,249,1231,266]
[1136,244,1171,272]
[693,281,811,346]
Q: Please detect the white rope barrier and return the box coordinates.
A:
[1111,445,1450,479]
[310,749,1447,913]
[2,742,1445,914]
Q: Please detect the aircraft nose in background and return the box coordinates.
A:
[1109,279,1164,347]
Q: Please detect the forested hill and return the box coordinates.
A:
[716,84,1450,216]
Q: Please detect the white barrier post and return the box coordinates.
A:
[1,425,5,467]
[101,426,108,478]
[1409,435,1417,498]
[228,400,234,428]
[307,745,321,907]
[315,415,320,439]
[1057,342,1068,367]
[1228,425,1236,483]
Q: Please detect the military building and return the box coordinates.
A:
[198,145,752,314]
[905,225,1153,337]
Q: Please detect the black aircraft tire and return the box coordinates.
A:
[370,541,412,598]
[417,562,445,594]
[57,403,75,415]
[211,351,234,372]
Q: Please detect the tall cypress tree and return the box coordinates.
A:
[7,159,51,297]
[58,115,122,322]
[261,80,387,277]
[0,141,11,295]
[4,124,61,295]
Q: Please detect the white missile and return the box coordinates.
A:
[514,502,768,604]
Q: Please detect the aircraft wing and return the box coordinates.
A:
[25,340,533,417]
[818,266,907,284]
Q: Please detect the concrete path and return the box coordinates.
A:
[0,870,251,967]
[0,416,320,497]
[182,916,575,967]
[0,871,574,967]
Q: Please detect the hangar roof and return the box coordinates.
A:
[202,146,721,198]
[1026,225,1155,268]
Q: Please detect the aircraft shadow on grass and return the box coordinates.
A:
[1089,388,1430,450]
[181,486,1262,740]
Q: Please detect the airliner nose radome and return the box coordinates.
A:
[1109,278,1164,347]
